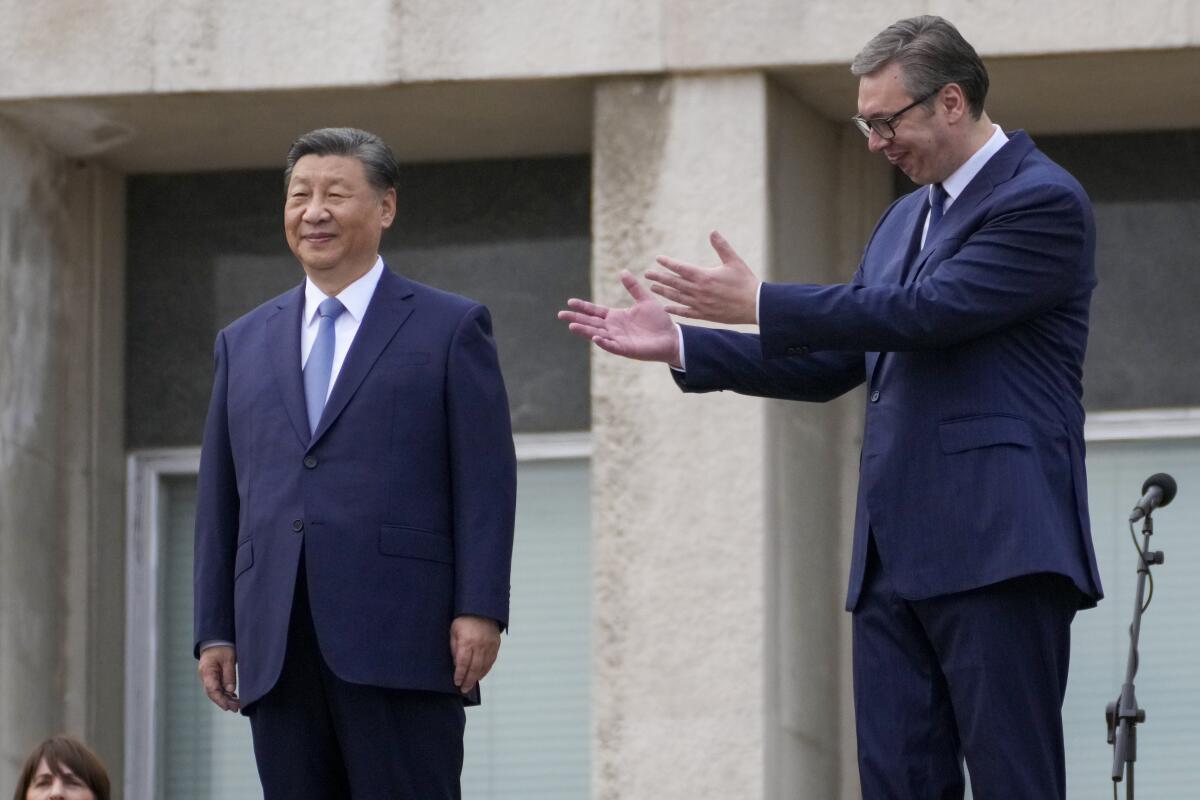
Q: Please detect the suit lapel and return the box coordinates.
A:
[869,132,1034,388]
[906,131,1034,285]
[310,268,416,446]
[267,283,311,447]
[885,194,929,287]
[867,192,927,387]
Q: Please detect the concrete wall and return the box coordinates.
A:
[764,82,896,796]
[0,117,125,790]
[590,73,773,799]
[2,1,1198,97]
[762,80,863,799]
[1,2,1196,797]
[588,70,892,799]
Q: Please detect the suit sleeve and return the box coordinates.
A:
[446,305,517,628]
[759,181,1095,356]
[674,325,865,402]
[193,330,240,657]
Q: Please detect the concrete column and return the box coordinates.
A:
[591,72,773,800]
[590,73,892,799]
[0,117,125,789]
[761,79,846,799]
[762,80,893,798]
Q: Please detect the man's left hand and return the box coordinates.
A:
[450,614,502,694]
[646,230,760,325]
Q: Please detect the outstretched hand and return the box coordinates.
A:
[558,270,681,365]
[646,230,760,324]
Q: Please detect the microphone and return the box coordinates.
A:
[1129,473,1178,522]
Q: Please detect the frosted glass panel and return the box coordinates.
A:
[159,476,262,800]
[462,459,591,799]
[1063,438,1200,796]
[155,458,590,799]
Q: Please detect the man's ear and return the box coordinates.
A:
[380,187,398,229]
[940,82,968,124]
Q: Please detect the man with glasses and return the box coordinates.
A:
[560,15,1100,799]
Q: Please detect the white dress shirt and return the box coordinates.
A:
[920,124,1008,248]
[301,256,386,397]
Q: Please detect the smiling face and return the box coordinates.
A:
[284,154,397,293]
[856,61,957,186]
[24,758,96,800]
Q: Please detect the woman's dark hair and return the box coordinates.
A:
[12,736,111,800]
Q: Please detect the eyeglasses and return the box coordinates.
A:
[851,90,937,140]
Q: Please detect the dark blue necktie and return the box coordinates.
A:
[304,297,346,435]
[928,183,948,231]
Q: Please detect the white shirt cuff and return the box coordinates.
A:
[671,323,686,372]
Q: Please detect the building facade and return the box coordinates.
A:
[2,2,1199,797]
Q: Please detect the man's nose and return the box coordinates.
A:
[866,129,888,153]
[301,199,330,222]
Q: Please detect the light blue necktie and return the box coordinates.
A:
[928,183,948,230]
[304,297,346,435]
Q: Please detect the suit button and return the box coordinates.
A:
[291,519,304,532]
[303,455,318,469]
[870,390,881,403]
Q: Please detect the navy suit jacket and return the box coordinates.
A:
[194,267,516,707]
[675,131,1103,611]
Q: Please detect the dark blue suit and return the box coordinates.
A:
[675,132,1100,797]
[194,267,516,797]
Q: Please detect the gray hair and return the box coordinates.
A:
[851,16,989,120]
[283,127,400,193]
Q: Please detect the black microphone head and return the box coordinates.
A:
[1142,473,1178,508]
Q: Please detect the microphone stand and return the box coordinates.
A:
[1105,513,1164,799]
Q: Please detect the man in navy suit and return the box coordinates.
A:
[561,16,1101,799]
[194,127,516,799]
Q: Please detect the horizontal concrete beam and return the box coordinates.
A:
[4,41,1197,174]
[0,78,595,172]
[1,1,1197,100]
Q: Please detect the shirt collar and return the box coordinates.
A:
[303,256,385,326]
[939,124,1008,206]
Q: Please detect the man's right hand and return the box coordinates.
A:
[558,270,681,366]
[198,645,241,712]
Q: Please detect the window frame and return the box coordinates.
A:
[122,432,591,800]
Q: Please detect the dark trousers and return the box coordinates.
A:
[247,554,466,800]
[853,537,1079,800]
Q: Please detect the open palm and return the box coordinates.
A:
[558,270,680,364]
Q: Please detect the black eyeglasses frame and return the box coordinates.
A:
[851,89,940,140]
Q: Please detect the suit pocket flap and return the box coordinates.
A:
[379,526,454,564]
[939,415,1035,454]
[234,539,254,579]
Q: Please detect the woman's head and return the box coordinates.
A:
[12,736,110,800]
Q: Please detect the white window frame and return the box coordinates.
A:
[1084,407,1200,442]
[123,432,591,800]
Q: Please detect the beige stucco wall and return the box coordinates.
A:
[591,73,773,798]
[0,2,1196,797]
[2,0,1198,98]
[0,117,125,790]
[588,70,892,798]
[762,79,874,798]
